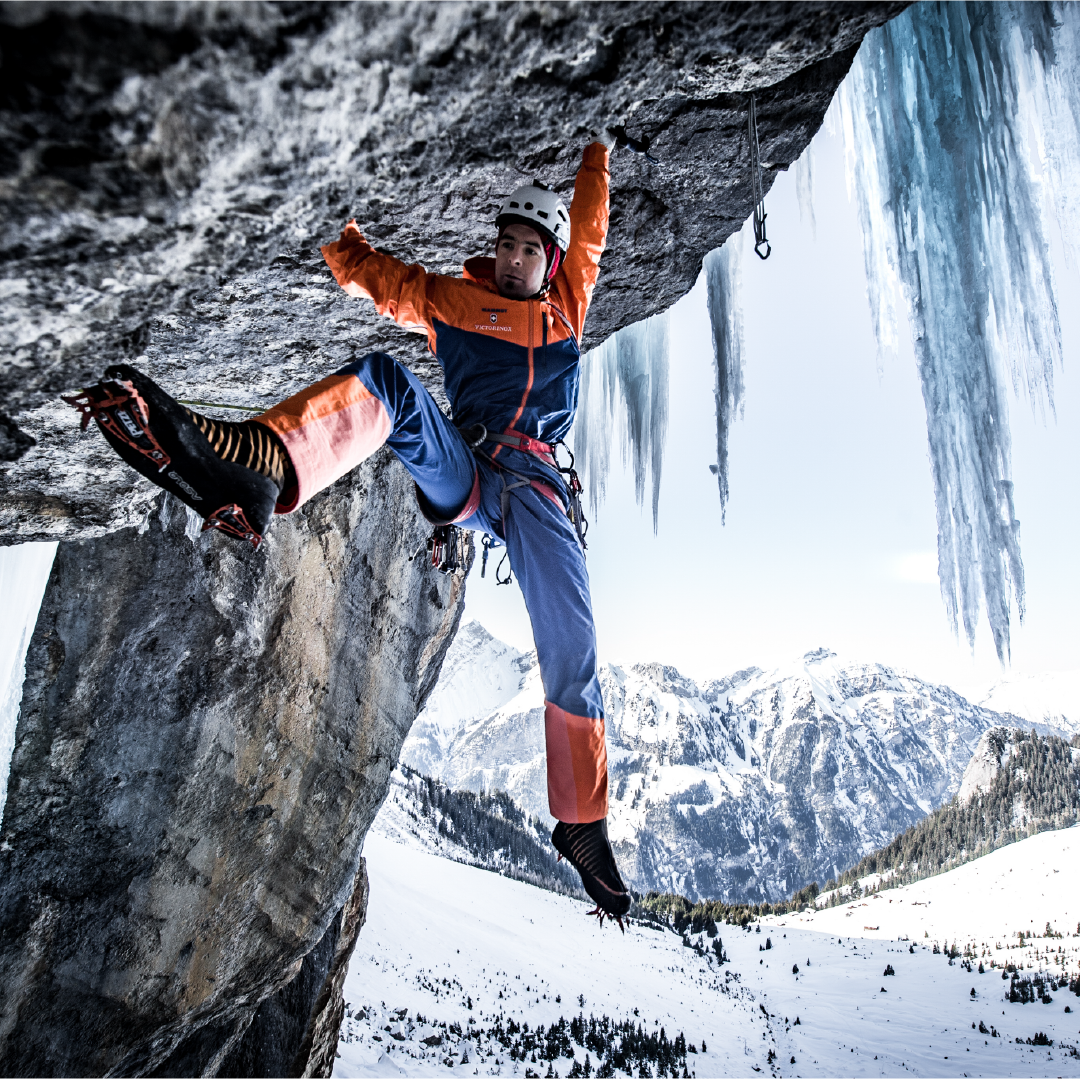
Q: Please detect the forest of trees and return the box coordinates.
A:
[827,730,1080,896]
[394,763,585,898]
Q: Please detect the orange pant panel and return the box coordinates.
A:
[544,701,608,823]
[256,374,391,512]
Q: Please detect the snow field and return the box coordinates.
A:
[336,833,748,1079]
[335,828,1080,1078]
[782,826,1080,947]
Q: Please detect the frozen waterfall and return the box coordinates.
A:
[703,240,744,522]
[0,542,57,822]
[573,310,670,531]
[839,0,1080,662]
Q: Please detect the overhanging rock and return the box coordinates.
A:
[0,0,904,542]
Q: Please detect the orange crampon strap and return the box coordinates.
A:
[63,379,171,473]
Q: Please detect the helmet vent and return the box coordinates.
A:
[509,201,519,208]
[524,202,534,210]
[536,209,549,218]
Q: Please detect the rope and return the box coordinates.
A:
[748,95,772,260]
[178,399,264,414]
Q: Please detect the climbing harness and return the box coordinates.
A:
[609,124,661,165]
[446,420,589,587]
[748,95,771,260]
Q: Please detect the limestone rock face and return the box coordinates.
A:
[0,471,464,1077]
[0,3,903,1077]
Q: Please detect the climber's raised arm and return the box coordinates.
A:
[320,221,433,333]
[554,137,613,341]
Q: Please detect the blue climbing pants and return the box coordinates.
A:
[256,352,608,823]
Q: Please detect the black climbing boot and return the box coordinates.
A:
[64,364,287,549]
[551,818,631,929]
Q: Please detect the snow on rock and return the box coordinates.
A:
[403,627,1005,903]
[400,622,534,780]
[336,827,1080,1077]
[958,728,1019,805]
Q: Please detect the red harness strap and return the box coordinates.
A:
[487,429,556,465]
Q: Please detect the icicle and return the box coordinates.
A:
[0,542,57,821]
[703,238,744,522]
[573,310,670,531]
[840,1,1078,662]
[795,142,817,241]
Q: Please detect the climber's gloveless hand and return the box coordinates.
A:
[595,126,619,151]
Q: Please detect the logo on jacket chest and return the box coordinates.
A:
[477,307,511,333]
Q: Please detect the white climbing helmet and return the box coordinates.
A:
[495,181,570,254]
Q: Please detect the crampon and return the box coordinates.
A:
[552,819,631,931]
[586,905,627,932]
[64,365,280,549]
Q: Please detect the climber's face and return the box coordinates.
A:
[495,224,548,299]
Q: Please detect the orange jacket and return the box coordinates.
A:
[321,144,610,445]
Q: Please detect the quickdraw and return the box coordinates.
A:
[748,94,772,261]
[410,523,469,575]
[552,439,588,553]
[479,533,515,585]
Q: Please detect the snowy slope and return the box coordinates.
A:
[777,824,1080,947]
[403,627,1005,902]
[334,826,1080,1078]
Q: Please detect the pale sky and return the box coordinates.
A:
[465,115,1080,703]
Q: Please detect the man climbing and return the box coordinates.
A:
[65,133,631,926]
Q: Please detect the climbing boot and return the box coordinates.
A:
[64,364,287,549]
[551,818,631,929]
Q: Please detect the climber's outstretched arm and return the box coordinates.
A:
[554,143,611,341]
[321,223,433,335]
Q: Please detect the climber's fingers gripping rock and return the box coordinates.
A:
[595,126,620,151]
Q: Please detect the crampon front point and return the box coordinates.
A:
[63,379,171,472]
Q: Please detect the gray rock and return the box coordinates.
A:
[0,474,465,1077]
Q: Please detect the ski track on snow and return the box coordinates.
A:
[334,827,1080,1078]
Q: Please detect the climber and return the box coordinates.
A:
[65,132,631,927]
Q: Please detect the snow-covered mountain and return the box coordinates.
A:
[400,623,1011,903]
[980,672,1080,736]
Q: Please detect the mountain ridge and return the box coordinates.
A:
[401,622,1067,904]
